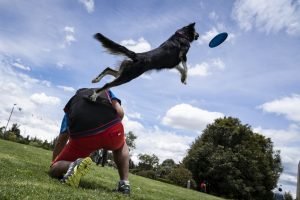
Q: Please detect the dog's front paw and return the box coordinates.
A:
[181,76,187,85]
[89,91,98,101]
[92,77,100,83]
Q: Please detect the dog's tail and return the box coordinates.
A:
[94,33,137,60]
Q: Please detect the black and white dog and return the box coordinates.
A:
[90,23,199,101]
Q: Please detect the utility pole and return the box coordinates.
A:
[4,104,17,133]
[297,161,300,200]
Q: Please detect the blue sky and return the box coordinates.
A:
[0,0,300,196]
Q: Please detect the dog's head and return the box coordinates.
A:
[176,22,199,42]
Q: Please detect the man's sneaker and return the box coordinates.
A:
[61,157,92,187]
[116,180,130,195]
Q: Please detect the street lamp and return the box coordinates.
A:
[4,103,18,133]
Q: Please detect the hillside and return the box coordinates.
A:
[0,139,224,200]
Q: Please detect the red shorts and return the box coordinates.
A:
[52,122,125,164]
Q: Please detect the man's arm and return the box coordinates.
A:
[112,99,124,119]
[52,132,69,161]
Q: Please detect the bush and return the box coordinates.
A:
[156,177,173,185]
[136,170,157,180]
[6,132,17,142]
[29,141,42,148]
[167,167,196,188]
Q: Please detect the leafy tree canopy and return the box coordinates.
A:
[137,153,159,171]
[183,117,283,200]
[126,131,137,152]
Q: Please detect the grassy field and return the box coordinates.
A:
[0,139,225,200]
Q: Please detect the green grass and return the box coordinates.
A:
[0,139,224,200]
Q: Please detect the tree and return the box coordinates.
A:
[183,117,283,200]
[284,192,293,200]
[29,136,43,148]
[126,131,137,152]
[137,153,159,171]
[126,131,137,169]
[4,123,22,142]
[10,123,21,138]
[158,159,176,178]
[23,135,30,145]
[136,170,157,179]
[167,166,195,188]
[161,159,176,167]
[6,131,17,142]
[0,126,5,138]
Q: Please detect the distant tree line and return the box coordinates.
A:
[0,123,56,150]
[130,153,196,188]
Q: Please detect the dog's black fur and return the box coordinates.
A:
[90,23,199,101]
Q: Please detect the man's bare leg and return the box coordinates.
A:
[49,160,72,178]
[113,142,129,181]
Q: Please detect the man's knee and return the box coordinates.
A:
[48,162,62,179]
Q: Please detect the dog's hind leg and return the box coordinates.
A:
[90,60,134,101]
[90,76,128,101]
[92,67,120,83]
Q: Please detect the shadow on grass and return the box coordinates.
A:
[80,179,114,193]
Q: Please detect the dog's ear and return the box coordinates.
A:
[189,22,196,27]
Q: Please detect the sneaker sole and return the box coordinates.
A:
[65,157,92,187]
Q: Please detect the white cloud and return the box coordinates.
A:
[57,85,75,92]
[189,63,210,76]
[15,73,51,88]
[131,129,194,164]
[17,73,39,87]
[198,26,235,46]
[256,95,300,198]
[259,94,300,123]
[123,116,144,133]
[254,124,300,146]
[127,112,142,120]
[0,55,62,140]
[18,116,60,141]
[187,58,225,77]
[12,62,31,71]
[64,26,75,33]
[30,93,61,105]
[120,37,151,53]
[79,0,95,13]
[209,11,219,21]
[162,103,224,132]
[56,62,65,69]
[65,35,76,45]
[0,39,47,65]
[198,27,219,45]
[140,74,153,80]
[232,0,300,36]
[122,116,194,163]
[41,80,51,87]
[212,58,225,70]
[60,26,76,48]
[254,126,300,198]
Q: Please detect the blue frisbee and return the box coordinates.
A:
[209,32,228,48]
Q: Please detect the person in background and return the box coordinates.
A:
[200,180,207,193]
[273,187,285,200]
